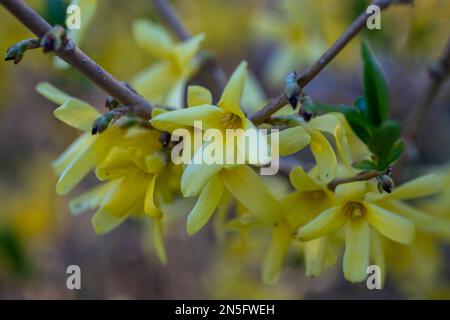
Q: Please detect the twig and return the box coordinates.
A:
[404,37,450,143]
[327,170,384,191]
[392,36,450,181]
[249,0,413,125]
[1,0,153,116]
[152,0,190,41]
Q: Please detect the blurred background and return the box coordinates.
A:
[0,0,449,299]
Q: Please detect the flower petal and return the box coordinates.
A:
[173,33,205,69]
[304,237,328,277]
[36,82,72,104]
[151,218,167,264]
[165,78,186,107]
[343,219,370,283]
[53,133,91,175]
[187,176,224,236]
[53,98,100,131]
[220,165,280,225]
[335,181,367,204]
[181,141,223,197]
[144,174,163,219]
[187,85,213,107]
[151,104,224,133]
[309,130,337,184]
[276,126,310,156]
[92,208,127,235]
[294,206,346,241]
[381,174,443,201]
[69,180,120,215]
[366,204,415,244]
[132,61,176,103]
[133,19,173,58]
[262,223,291,284]
[289,165,321,192]
[95,147,135,181]
[218,61,247,118]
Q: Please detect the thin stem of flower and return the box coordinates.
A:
[327,170,384,191]
[249,0,413,125]
[1,0,153,116]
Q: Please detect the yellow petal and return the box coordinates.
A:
[132,61,176,103]
[92,208,127,235]
[377,200,437,233]
[173,33,205,69]
[242,72,266,113]
[151,104,224,133]
[56,136,107,195]
[289,165,321,192]
[54,98,101,131]
[309,130,337,184]
[181,141,223,197]
[165,79,186,107]
[133,19,173,58]
[69,180,120,215]
[276,126,310,156]
[144,174,163,219]
[343,219,370,283]
[220,165,280,225]
[366,204,415,244]
[381,174,443,201]
[103,172,149,217]
[36,82,71,104]
[218,61,247,118]
[95,147,135,181]
[370,230,385,287]
[187,85,213,107]
[262,223,291,284]
[304,237,328,277]
[152,218,167,264]
[187,176,224,236]
[53,133,91,175]
[294,206,346,241]
[335,181,367,204]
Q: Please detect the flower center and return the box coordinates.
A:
[344,202,366,220]
[220,112,242,130]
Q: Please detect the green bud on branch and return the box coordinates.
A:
[284,71,301,109]
[5,39,40,64]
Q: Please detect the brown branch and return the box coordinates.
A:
[152,0,190,41]
[404,37,450,143]
[1,0,153,116]
[327,170,384,191]
[249,0,413,125]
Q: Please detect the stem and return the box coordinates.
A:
[153,0,190,41]
[249,0,412,125]
[1,0,153,115]
[327,170,383,191]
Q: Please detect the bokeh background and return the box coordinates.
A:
[0,0,449,299]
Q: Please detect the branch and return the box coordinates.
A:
[1,0,153,116]
[249,0,412,125]
[404,37,450,143]
[327,170,384,191]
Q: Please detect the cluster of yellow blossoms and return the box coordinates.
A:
[36,21,449,288]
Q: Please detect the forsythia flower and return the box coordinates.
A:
[294,174,442,283]
[151,62,281,235]
[132,19,204,106]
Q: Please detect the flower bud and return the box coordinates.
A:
[284,71,301,109]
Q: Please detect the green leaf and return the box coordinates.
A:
[368,120,402,169]
[386,140,404,165]
[361,40,389,126]
[353,160,377,171]
[353,96,369,120]
[344,109,373,144]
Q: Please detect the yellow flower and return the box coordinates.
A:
[132,19,204,106]
[295,173,442,283]
[151,62,280,235]
[261,166,337,284]
[36,82,132,196]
